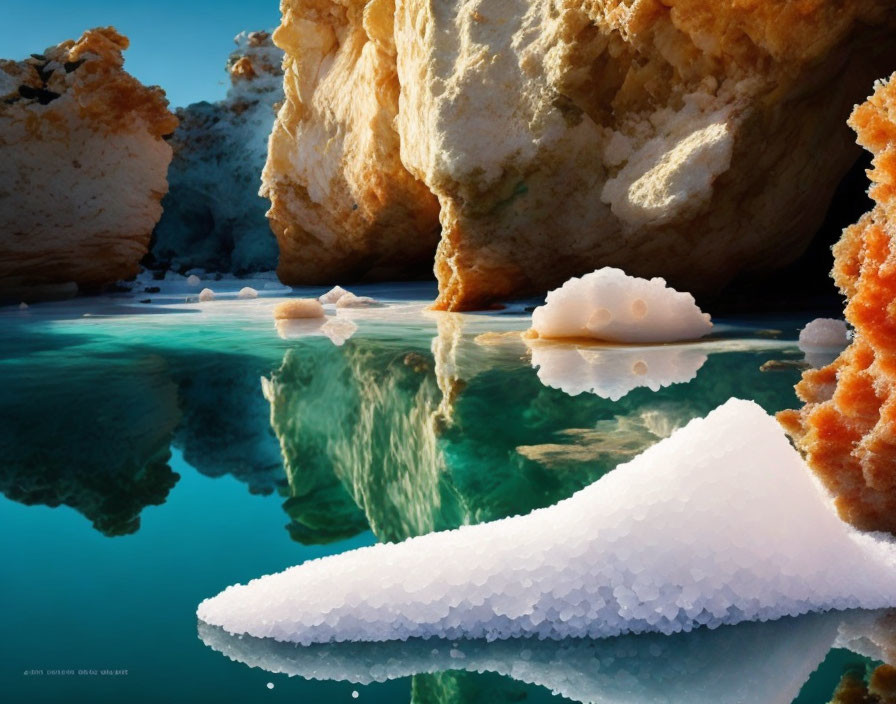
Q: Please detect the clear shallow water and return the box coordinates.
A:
[0,281,882,702]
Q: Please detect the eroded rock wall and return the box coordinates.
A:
[262,0,441,285]
[779,73,896,534]
[151,31,283,274]
[264,0,896,309]
[0,28,177,300]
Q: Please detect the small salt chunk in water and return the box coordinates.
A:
[336,293,381,309]
[238,287,259,300]
[199,288,215,302]
[187,274,202,287]
[274,299,325,320]
[798,318,849,350]
[320,286,350,304]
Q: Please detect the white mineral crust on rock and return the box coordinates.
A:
[151,31,283,274]
[197,399,896,644]
[531,268,712,343]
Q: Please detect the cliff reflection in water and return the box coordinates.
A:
[265,315,800,546]
[0,320,285,535]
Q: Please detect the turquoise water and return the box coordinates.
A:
[0,282,882,702]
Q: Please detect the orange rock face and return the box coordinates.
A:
[0,28,177,299]
[779,74,896,534]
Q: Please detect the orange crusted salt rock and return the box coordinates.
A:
[0,28,177,301]
[779,73,896,533]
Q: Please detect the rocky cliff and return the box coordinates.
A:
[262,0,896,310]
[151,31,283,274]
[0,28,177,300]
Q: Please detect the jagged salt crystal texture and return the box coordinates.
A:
[798,318,850,350]
[197,399,896,644]
[531,268,712,343]
[529,342,707,401]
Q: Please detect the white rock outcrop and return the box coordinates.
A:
[151,31,283,274]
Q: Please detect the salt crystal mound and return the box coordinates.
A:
[799,318,850,350]
[197,399,896,644]
[528,341,707,401]
[799,318,850,368]
[531,268,712,343]
[200,609,882,704]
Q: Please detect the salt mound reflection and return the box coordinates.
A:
[198,609,894,704]
[528,340,708,401]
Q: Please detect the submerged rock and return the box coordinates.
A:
[779,74,896,534]
[0,28,177,301]
[151,31,283,274]
[261,1,896,310]
[198,400,896,644]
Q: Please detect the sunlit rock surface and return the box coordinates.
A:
[198,400,896,644]
[261,310,797,546]
[151,31,282,274]
[0,351,181,536]
[0,28,177,301]
[261,0,441,285]
[200,609,896,704]
[262,0,896,310]
[530,268,712,343]
[779,74,896,534]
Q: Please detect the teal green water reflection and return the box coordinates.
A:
[0,287,886,702]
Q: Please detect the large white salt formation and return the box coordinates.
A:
[151,31,283,274]
[198,400,896,644]
[200,609,889,704]
[528,341,707,401]
[530,268,712,343]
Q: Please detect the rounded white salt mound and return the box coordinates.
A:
[199,288,215,302]
[197,399,896,645]
[531,268,712,343]
[320,286,350,305]
[798,318,849,350]
[273,299,325,320]
[238,287,259,300]
[187,274,202,287]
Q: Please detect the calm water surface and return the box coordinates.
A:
[0,282,882,702]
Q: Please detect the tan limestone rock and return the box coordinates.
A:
[0,27,177,300]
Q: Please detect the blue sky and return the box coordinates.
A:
[2,1,282,107]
